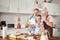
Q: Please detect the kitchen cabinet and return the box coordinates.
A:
[9,0,34,13]
[18,0,34,13]
[9,0,18,13]
[0,0,9,12]
[0,0,35,14]
[0,0,18,13]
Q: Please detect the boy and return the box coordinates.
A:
[29,15,42,35]
[34,15,42,35]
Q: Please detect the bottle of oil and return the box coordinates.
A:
[17,16,21,29]
[17,22,21,29]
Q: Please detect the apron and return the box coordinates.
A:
[43,16,53,38]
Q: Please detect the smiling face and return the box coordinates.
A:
[34,9,39,16]
[42,10,48,17]
[36,15,41,24]
[37,16,41,21]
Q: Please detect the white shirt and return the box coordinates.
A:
[34,23,43,35]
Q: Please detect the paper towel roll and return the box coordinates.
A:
[2,27,7,39]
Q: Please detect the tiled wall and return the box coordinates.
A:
[0,13,31,28]
[53,15,60,28]
[0,13,60,28]
[0,13,60,37]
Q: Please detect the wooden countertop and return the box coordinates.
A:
[0,36,60,40]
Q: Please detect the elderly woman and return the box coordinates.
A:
[42,10,54,38]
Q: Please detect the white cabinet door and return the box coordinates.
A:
[19,0,34,13]
[9,0,18,13]
[0,0,9,12]
[0,0,35,14]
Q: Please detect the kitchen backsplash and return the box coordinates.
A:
[0,13,31,28]
[0,13,60,28]
[53,15,60,28]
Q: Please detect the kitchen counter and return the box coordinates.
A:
[0,28,60,37]
[0,28,29,36]
[7,28,29,35]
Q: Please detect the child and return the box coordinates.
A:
[29,15,43,35]
[34,15,42,35]
[29,15,42,35]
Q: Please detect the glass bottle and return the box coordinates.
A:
[17,16,21,29]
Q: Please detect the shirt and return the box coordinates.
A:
[29,27,35,34]
[29,14,37,25]
[34,27,40,35]
[29,14,37,20]
[34,22,43,35]
[47,16,54,27]
[42,15,54,27]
